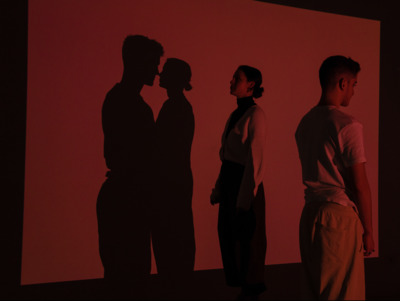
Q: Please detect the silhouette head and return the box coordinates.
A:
[319,55,360,106]
[230,65,264,99]
[159,58,192,92]
[122,35,164,86]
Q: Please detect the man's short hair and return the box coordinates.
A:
[319,55,361,89]
[122,35,164,68]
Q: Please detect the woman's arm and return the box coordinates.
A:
[236,108,266,211]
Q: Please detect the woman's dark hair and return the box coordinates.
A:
[163,58,192,91]
[237,65,264,98]
[319,55,360,89]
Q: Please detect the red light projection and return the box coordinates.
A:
[22,0,380,285]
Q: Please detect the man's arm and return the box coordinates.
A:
[346,162,375,256]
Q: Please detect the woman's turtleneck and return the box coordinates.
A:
[237,96,255,108]
[225,96,256,138]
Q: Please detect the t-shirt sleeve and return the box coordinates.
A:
[339,121,367,167]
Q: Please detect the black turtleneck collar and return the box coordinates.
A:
[237,96,255,107]
[225,96,256,138]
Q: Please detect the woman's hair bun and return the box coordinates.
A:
[238,65,264,98]
[253,86,264,99]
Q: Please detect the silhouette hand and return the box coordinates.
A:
[210,188,221,205]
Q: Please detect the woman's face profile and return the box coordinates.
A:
[158,64,169,89]
[230,69,253,98]
[158,60,189,91]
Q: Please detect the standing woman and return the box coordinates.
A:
[211,65,267,300]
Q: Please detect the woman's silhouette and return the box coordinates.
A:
[152,58,196,276]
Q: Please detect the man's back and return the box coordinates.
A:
[295,105,366,207]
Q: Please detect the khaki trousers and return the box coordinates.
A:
[299,201,365,300]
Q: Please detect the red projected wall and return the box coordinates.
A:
[22,0,380,285]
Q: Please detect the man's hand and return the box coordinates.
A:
[363,231,375,256]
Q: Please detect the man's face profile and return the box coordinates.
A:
[342,75,358,107]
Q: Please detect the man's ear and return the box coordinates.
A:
[338,78,347,90]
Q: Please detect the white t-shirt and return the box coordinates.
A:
[295,105,366,208]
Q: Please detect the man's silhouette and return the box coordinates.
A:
[97,35,163,284]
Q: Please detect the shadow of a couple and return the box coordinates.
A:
[96,35,195,286]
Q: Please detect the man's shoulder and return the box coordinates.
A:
[103,83,122,101]
[304,106,359,126]
[329,108,361,129]
[296,106,361,136]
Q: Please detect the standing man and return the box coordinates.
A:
[295,55,375,300]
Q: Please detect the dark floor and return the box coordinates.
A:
[2,258,398,300]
